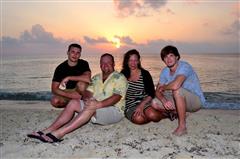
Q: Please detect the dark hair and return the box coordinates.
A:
[160,45,180,61]
[121,49,142,79]
[100,53,115,63]
[68,43,82,52]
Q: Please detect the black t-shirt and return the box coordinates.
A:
[52,59,91,89]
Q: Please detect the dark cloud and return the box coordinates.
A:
[113,0,137,17]
[19,24,62,44]
[184,0,200,5]
[114,35,136,45]
[145,0,167,10]
[113,0,167,17]
[82,33,238,54]
[202,22,209,27]
[120,38,238,54]
[1,24,70,55]
[1,24,238,56]
[83,36,109,44]
[83,35,137,46]
[221,20,239,36]
[2,36,19,45]
[166,8,175,15]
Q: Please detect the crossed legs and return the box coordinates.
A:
[29,99,96,142]
[131,106,167,125]
[51,81,89,108]
[45,106,95,140]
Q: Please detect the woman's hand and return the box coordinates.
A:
[133,104,145,117]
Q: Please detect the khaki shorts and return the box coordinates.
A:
[153,88,201,112]
[80,100,124,125]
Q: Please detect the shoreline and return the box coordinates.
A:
[0,100,239,158]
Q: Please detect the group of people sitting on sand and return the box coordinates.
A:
[27,43,205,143]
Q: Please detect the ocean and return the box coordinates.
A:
[0,53,239,109]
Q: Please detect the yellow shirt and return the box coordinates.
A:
[87,71,128,112]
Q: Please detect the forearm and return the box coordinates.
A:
[82,90,93,100]
[163,75,186,91]
[52,82,74,98]
[162,82,175,91]
[155,90,168,104]
[66,74,91,83]
[97,94,121,109]
[138,96,152,108]
[53,88,80,99]
[52,88,68,98]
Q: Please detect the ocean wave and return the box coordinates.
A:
[203,102,240,110]
[0,91,52,101]
[204,92,240,104]
[0,91,239,109]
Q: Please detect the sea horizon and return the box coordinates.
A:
[0,52,239,110]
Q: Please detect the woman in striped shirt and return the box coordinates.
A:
[121,49,167,124]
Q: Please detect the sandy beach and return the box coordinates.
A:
[0,100,239,159]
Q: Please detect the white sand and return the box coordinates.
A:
[0,100,239,158]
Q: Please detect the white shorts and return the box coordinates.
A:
[80,100,124,125]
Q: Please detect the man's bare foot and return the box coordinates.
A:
[27,131,44,138]
[172,127,187,136]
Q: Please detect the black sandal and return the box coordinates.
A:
[167,112,178,121]
[45,133,63,143]
[27,131,47,142]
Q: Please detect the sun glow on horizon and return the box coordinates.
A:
[111,37,121,48]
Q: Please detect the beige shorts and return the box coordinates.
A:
[80,100,124,125]
[153,88,201,112]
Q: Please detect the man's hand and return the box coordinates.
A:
[59,77,69,89]
[156,83,165,93]
[163,100,175,110]
[68,91,82,99]
[84,98,101,110]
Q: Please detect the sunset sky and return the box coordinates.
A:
[1,0,239,56]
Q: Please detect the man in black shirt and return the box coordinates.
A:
[51,43,91,108]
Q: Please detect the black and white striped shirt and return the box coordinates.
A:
[125,74,148,111]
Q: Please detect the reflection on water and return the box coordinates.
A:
[1,53,239,95]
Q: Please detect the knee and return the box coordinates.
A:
[146,111,162,122]
[151,101,163,111]
[172,87,183,98]
[50,97,61,108]
[132,115,148,125]
[51,96,67,108]
[66,99,80,110]
[76,81,88,94]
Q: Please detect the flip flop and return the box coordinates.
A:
[165,111,178,121]
[27,131,44,138]
[45,133,63,143]
[27,131,47,143]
